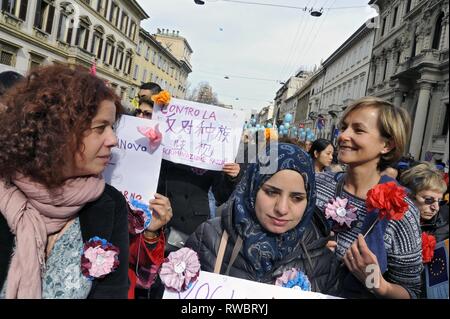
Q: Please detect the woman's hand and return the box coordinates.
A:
[147,193,172,232]
[223,163,240,178]
[343,234,388,296]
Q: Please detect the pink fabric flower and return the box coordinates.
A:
[83,247,118,278]
[325,196,358,229]
[159,247,200,292]
[81,237,120,280]
[138,124,162,152]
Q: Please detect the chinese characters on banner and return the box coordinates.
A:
[154,98,246,171]
[103,115,164,205]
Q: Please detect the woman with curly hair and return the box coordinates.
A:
[0,64,129,299]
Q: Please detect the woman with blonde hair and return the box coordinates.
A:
[315,96,422,298]
[400,162,448,242]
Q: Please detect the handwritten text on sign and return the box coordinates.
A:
[163,271,340,299]
[154,98,245,171]
[103,115,164,205]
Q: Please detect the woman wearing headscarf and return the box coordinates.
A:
[186,143,340,294]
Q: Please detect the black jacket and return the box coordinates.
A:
[0,184,129,299]
[185,200,342,295]
[157,160,239,236]
[421,204,449,243]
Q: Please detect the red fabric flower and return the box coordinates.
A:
[421,232,436,264]
[366,181,409,220]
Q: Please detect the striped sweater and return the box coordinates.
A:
[315,171,423,298]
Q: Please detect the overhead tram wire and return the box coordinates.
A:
[299,0,337,69]
[213,0,367,11]
[278,0,313,81]
[284,0,332,78]
[282,0,320,80]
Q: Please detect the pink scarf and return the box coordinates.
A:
[0,175,105,299]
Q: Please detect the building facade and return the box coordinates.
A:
[0,0,149,107]
[317,24,374,140]
[273,70,310,125]
[133,28,190,99]
[367,0,449,163]
[154,28,192,98]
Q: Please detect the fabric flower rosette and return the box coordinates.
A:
[81,236,120,280]
[421,232,436,264]
[364,181,409,237]
[138,124,162,153]
[325,197,358,232]
[128,198,153,235]
[159,247,201,292]
[151,90,171,107]
[275,268,312,291]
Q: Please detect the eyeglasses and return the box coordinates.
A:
[134,109,152,119]
[417,195,446,206]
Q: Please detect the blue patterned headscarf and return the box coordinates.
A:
[233,143,316,279]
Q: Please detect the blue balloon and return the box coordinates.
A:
[284,113,293,123]
[251,118,256,125]
[279,124,285,130]
[306,128,311,132]
[267,123,273,128]
[283,128,289,134]
[256,124,260,129]
[284,123,290,129]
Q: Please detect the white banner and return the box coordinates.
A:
[103,115,164,204]
[153,98,245,171]
[163,271,340,299]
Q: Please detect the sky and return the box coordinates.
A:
[137,0,377,115]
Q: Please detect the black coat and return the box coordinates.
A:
[0,184,129,299]
[157,160,239,236]
[185,200,342,295]
[421,204,449,243]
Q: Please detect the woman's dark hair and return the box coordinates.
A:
[308,138,333,159]
[140,82,162,94]
[0,64,123,188]
[0,71,24,96]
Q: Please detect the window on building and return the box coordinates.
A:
[91,32,103,59]
[405,0,412,14]
[120,12,128,34]
[392,7,398,28]
[75,24,90,51]
[114,46,124,70]
[432,13,444,50]
[396,51,401,64]
[102,0,109,18]
[372,64,377,85]
[109,2,118,25]
[381,17,387,36]
[57,13,69,42]
[129,21,136,40]
[151,50,156,64]
[29,52,45,70]
[124,51,132,75]
[103,41,113,65]
[79,0,90,5]
[441,104,449,136]
[1,0,28,20]
[133,64,139,80]
[136,40,141,55]
[382,58,388,81]
[142,69,147,83]
[96,0,106,15]
[34,0,55,34]
[0,41,17,66]
[145,46,150,60]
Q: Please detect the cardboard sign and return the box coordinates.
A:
[163,270,340,299]
[154,98,245,171]
[103,115,164,204]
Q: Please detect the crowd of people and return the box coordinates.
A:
[0,65,448,299]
